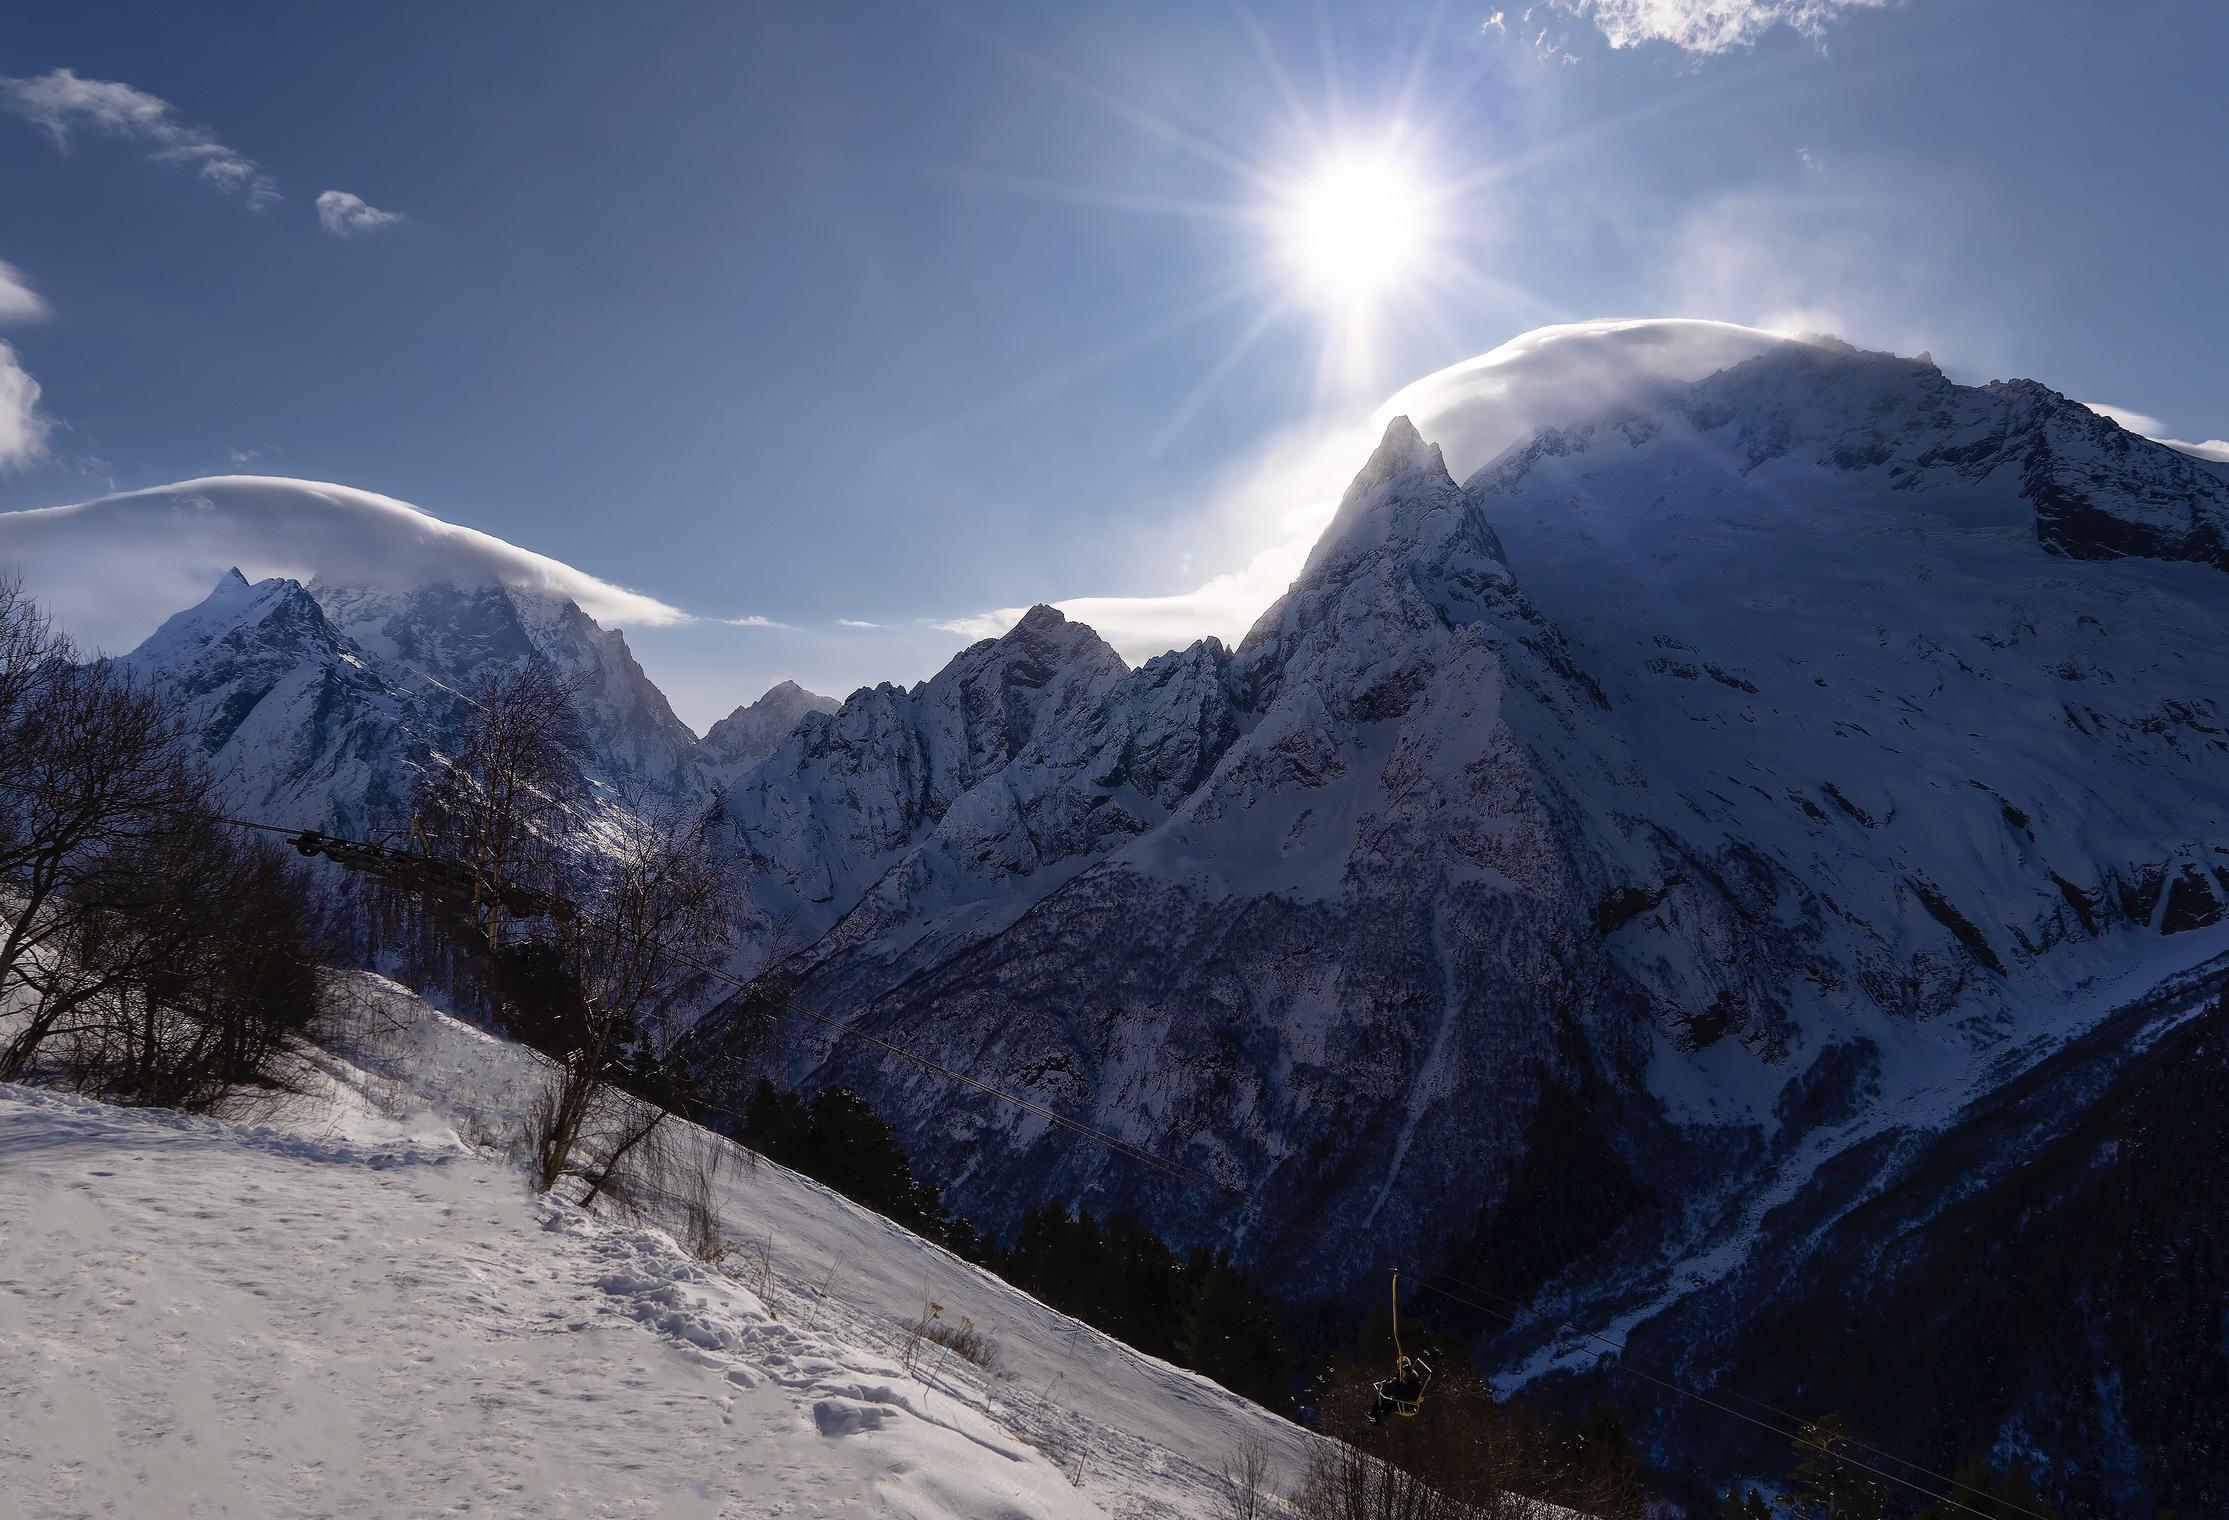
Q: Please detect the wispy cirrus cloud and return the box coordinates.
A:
[0,67,279,208]
[1550,0,1893,53]
[316,189,405,238]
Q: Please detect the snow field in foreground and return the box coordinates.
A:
[0,974,1317,1519]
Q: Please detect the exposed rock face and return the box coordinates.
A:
[699,681,841,776]
[705,603,1133,959]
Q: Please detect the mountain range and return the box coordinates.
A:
[50,323,2229,1514]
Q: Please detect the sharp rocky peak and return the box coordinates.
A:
[700,679,841,770]
[1305,415,1455,566]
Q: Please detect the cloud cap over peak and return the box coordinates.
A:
[1375,316,1798,479]
[0,474,688,655]
[943,318,1808,662]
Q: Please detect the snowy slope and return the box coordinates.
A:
[0,976,1317,1520]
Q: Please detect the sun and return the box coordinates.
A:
[1278,149,1434,306]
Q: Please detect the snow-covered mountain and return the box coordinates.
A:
[119,569,418,837]
[95,491,839,836]
[707,338,2227,1247]
[683,333,2228,1509]
[705,604,1135,958]
[700,679,842,778]
[310,578,702,793]
[54,325,2229,1509]
[117,568,707,838]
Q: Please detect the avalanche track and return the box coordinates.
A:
[0,976,1315,1519]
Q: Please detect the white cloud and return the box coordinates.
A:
[1377,317,1794,476]
[0,68,278,208]
[2081,403,2229,464]
[715,613,787,629]
[0,341,52,469]
[2081,401,2165,436]
[0,475,689,654]
[316,189,405,238]
[0,259,50,324]
[837,618,884,629]
[1551,0,1891,52]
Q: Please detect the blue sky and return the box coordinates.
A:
[2,0,2224,727]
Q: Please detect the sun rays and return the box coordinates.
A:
[925,6,1547,441]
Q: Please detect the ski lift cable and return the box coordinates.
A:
[0,772,2056,1518]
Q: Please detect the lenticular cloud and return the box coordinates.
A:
[1376,318,1796,480]
[950,318,1803,660]
[0,475,688,655]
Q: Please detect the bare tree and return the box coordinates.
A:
[409,659,586,954]
[49,818,328,1112]
[1291,1438,1468,1520]
[398,662,739,1198]
[0,657,209,1082]
[1220,1439,1277,1520]
[527,801,731,1200]
[0,580,329,1106]
[0,572,60,727]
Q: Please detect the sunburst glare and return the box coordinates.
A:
[1277,148,1435,306]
